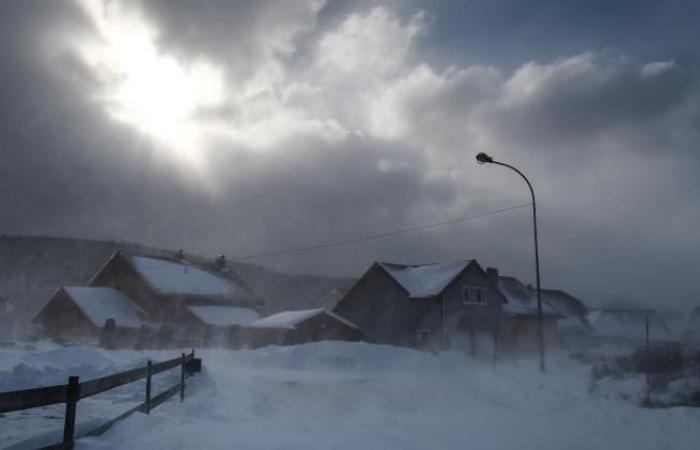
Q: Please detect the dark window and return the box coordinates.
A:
[463,287,487,305]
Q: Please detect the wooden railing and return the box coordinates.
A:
[0,350,202,449]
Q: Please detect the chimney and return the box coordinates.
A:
[486,267,499,284]
[215,254,227,270]
[174,249,184,260]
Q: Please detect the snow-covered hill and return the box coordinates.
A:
[1,342,699,449]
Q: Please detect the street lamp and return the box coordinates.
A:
[475,152,546,373]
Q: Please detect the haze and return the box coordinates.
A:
[1,0,699,310]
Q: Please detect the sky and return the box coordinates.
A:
[1,0,699,310]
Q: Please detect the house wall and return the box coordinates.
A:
[334,261,503,352]
[501,316,559,354]
[33,290,98,341]
[89,253,165,317]
[334,263,437,347]
[291,314,365,344]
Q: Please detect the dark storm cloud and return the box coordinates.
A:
[1,0,699,312]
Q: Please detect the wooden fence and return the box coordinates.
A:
[0,350,202,449]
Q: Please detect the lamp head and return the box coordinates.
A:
[475,152,493,164]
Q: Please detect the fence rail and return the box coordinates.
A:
[0,350,202,449]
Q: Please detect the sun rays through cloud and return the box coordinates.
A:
[73,0,226,172]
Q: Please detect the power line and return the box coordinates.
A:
[233,203,532,261]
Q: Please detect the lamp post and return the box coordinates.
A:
[475,152,546,373]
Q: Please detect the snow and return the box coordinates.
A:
[248,309,359,330]
[379,260,471,298]
[129,255,241,297]
[588,309,674,341]
[64,287,146,328]
[188,306,261,327]
[2,342,700,449]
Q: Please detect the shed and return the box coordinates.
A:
[245,308,364,347]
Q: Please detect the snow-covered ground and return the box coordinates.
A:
[1,341,699,449]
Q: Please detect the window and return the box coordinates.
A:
[463,287,487,305]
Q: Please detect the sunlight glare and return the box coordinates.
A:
[74,0,225,167]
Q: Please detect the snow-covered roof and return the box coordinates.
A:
[379,260,472,298]
[127,255,244,298]
[588,309,674,341]
[187,305,261,327]
[541,289,592,332]
[248,308,359,330]
[497,276,558,317]
[63,287,146,328]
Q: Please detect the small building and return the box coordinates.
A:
[32,250,265,345]
[33,286,147,342]
[333,259,504,354]
[541,288,593,348]
[244,308,364,347]
[587,308,674,345]
[496,275,561,353]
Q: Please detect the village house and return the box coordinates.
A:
[243,308,365,348]
[541,288,593,348]
[587,308,674,345]
[333,259,505,355]
[33,250,265,345]
[495,273,561,353]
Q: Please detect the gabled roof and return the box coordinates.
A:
[541,289,592,332]
[128,254,241,297]
[248,308,359,330]
[62,287,146,328]
[378,260,472,298]
[496,276,558,317]
[588,309,674,341]
[95,251,262,305]
[187,305,261,327]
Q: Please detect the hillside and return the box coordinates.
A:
[0,236,355,337]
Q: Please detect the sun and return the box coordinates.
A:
[73,0,225,166]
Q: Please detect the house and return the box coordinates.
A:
[495,274,561,353]
[333,259,504,354]
[541,289,591,332]
[587,308,674,345]
[33,250,265,345]
[243,308,365,347]
[33,286,147,342]
[540,288,592,348]
[87,251,264,328]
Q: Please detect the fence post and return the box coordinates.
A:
[145,360,152,414]
[63,376,80,447]
[180,353,186,402]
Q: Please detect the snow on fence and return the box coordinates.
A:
[0,350,202,449]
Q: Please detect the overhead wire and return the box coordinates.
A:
[232,203,532,261]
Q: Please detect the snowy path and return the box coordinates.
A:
[2,342,699,449]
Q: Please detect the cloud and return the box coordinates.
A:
[1,1,700,309]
